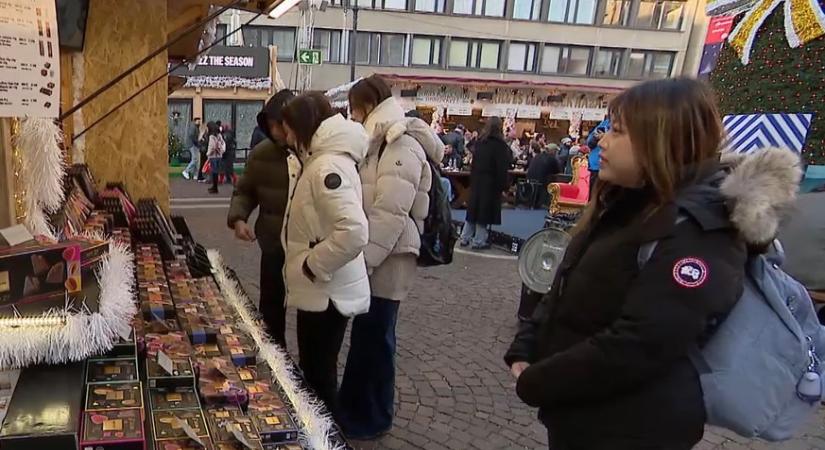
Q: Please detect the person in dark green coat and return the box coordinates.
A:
[227,89,294,347]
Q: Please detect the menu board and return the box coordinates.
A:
[0,0,60,118]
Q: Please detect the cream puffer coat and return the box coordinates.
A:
[360,98,445,270]
[281,114,371,316]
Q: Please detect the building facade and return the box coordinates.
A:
[168,0,709,152]
[234,0,706,91]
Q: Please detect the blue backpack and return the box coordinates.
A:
[639,234,825,441]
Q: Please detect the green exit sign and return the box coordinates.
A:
[298,49,322,65]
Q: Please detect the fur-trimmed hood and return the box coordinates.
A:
[679,147,802,246]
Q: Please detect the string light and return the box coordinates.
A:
[0,315,66,328]
[710,7,824,166]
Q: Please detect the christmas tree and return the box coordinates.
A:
[709,0,825,165]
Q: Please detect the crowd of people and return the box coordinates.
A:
[207,75,818,449]
[181,118,237,194]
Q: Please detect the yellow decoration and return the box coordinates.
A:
[719,0,825,64]
[10,118,26,225]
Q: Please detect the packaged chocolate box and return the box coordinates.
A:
[208,413,260,444]
[192,342,223,358]
[247,391,287,416]
[218,334,257,367]
[262,444,303,450]
[146,356,195,389]
[204,405,244,422]
[85,381,143,410]
[152,409,209,442]
[154,439,216,450]
[250,411,298,444]
[216,441,264,450]
[143,317,182,334]
[150,387,201,411]
[0,240,81,307]
[146,332,193,359]
[81,408,145,448]
[87,358,138,383]
[236,364,271,384]
[196,357,248,406]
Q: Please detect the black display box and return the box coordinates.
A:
[0,362,85,450]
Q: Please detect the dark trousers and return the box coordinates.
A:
[259,250,286,348]
[223,156,235,184]
[297,303,349,413]
[338,297,400,437]
[198,150,208,180]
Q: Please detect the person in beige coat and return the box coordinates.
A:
[338,75,444,439]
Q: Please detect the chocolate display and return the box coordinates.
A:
[146,332,193,359]
[151,409,209,441]
[85,381,143,410]
[81,408,145,449]
[218,334,257,367]
[208,413,260,444]
[150,387,201,411]
[86,359,139,383]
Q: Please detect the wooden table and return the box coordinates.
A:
[444,169,528,209]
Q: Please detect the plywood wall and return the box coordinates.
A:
[80,0,169,210]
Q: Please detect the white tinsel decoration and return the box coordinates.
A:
[0,241,136,369]
[15,117,66,239]
[324,77,363,99]
[183,76,271,91]
[208,250,343,450]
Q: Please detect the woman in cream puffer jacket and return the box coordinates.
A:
[338,76,444,440]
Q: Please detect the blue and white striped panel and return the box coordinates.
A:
[722,113,814,154]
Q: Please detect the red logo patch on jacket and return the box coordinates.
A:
[672,257,708,288]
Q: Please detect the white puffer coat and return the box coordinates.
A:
[282,114,371,316]
[360,98,444,299]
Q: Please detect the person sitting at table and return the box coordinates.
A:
[460,117,512,250]
[526,143,562,208]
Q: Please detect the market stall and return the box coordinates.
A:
[0,1,346,449]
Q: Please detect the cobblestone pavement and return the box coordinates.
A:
[171,178,825,450]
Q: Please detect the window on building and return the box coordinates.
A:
[354,32,406,66]
[601,0,631,25]
[242,26,296,60]
[627,50,674,78]
[635,0,685,29]
[217,24,228,42]
[313,29,342,63]
[415,0,446,11]
[507,42,536,72]
[411,36,442,66]
[593,48,622,77]
[203,100,264,154]
[449,39,501,69]
[540,45,591,75]
[452,0,506,16]
[513,0,541,19]
[547,0,597,24]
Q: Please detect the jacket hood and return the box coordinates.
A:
[719,146,803,246]
[364,97,405,136]
[677,147,802,246]
[372,117,445,163]
[307,114,368,164]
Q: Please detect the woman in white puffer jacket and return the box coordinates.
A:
[338,75,444,439]
[279,92,370,414]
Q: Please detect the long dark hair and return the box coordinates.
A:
[480,116,504,141]
[576,77,724,233]
[206,121,221,136]
[281,92,336,150]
